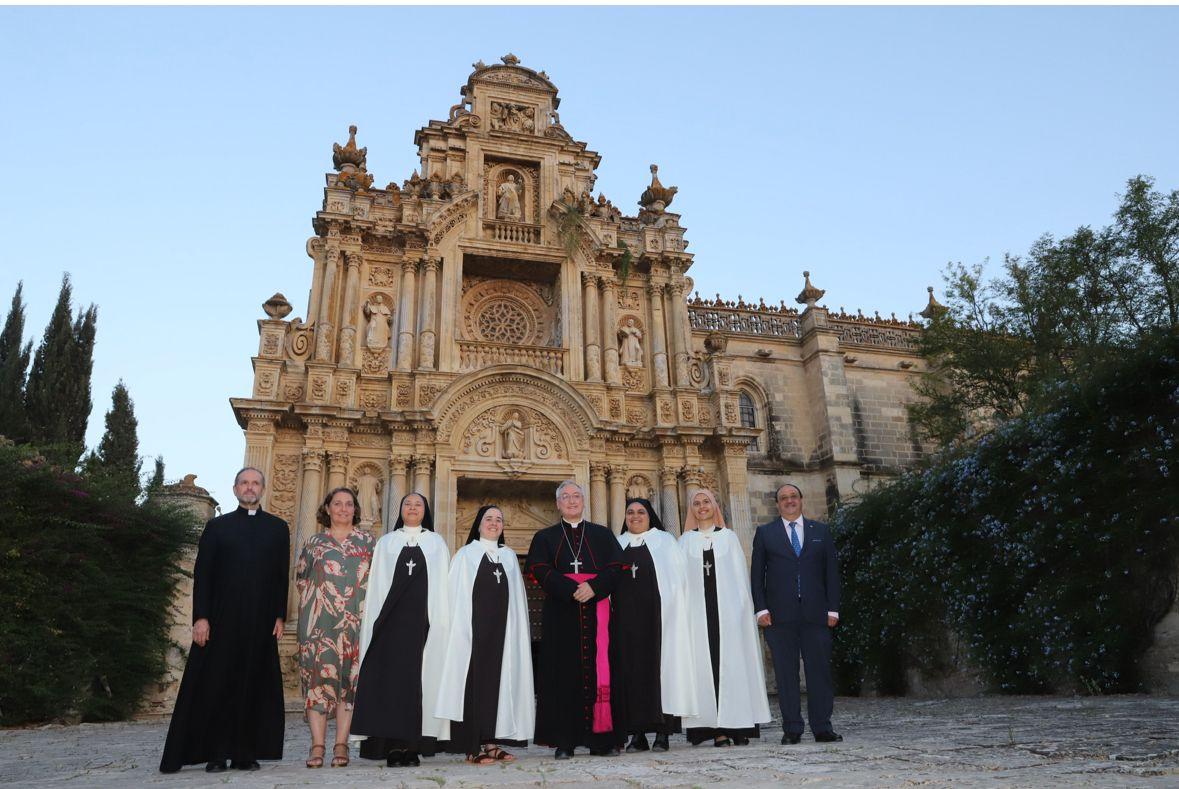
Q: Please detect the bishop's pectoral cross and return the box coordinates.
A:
[405,558,417,576]
[569,557,583,574]
[630,564,639,580]
[493,567,503,585]
[703,561,713,577]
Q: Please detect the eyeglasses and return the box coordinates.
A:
[558,493,583,501]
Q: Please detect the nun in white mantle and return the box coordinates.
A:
[611,498,697,753]
[436,506,534,765]
[679,489,771,747]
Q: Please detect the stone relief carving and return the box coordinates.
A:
[262,333,281,357]
[483,162,540,225]
[461,279,554,346]
[363,293,394,349]
[627,474,655,501]
[268,454,300,526]
[334,378,352,405]
[618,288,642,311]
[286,319,313,362]
[360,388,385,409]
[362,348,388,375]
[283,382,304,402]
[310,375,328,401]
[490,101,536,133]
[496,174,523,220]
[350,463,384,530]
[396,384,411,408]
[459,405,567,477]
[618,317,644,367]
[338,326,356,364]
[418,383,442,408]
[622,366,645,390]
[501,410,525,458]
[367,265,397,288]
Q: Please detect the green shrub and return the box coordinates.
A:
[0,443,197,724]
[833,329,1179,694]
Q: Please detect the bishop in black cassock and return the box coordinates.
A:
[160,468,289,773]
[526,481,625,759]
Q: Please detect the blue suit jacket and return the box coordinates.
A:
[750,517,841,626]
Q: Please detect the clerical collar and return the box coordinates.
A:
[479,537,501,559]
[402,525,423,544]
[562,519,582,529]
[627,531,648,547]
[698,525,717,536]
[237,506,259,516]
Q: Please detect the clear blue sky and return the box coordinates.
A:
[2,6,1177,510]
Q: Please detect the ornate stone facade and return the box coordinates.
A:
[231,54,932,635]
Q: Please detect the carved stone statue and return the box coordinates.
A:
[501,410,526,458]
[357,472,382,529]
[619,318,644,366]
[363,294,393,349]
[497,175,522,221]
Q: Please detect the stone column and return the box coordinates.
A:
[659,466,681,534]
[243,417,276,508]
[315,247,340,361]
[583,272,602,382]
[667,279,691,387]
[600,277,621,385]
[412,455,433,498]
[589,462,609,526]
[383,455,410,532]
[418,257,439,370]
[649,283,670,388]
[293,448,324,612]
[608,464,626,534]
[306,239,325,324]
[338,251,362,366]
[718,439,755,560]
[396,258,418,371]
[327,451,349,491]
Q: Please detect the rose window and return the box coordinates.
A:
[477,300,531,344]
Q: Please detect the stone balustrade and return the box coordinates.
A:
[458,340,565,374]
[483,219,542,244]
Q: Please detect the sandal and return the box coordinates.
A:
[485,745,516,762]
[466,751,498,765]
[306,743,326,768]
[331,742,350,768]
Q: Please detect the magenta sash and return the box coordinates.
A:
[567,572,612,733]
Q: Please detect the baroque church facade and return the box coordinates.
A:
[231,55,935,619]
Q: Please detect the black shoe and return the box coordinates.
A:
[651,733,669,752]
[625,734,649,753]
[401,752,421,766]
[714,736,732,747]
[205,761,227,773]
[554,747,574,760]
[230,760,260,771]
[591,745,621,756]
[814,731,843,743]
[386,749,405,767]
[781,733,802,744]
[732,736,749,746]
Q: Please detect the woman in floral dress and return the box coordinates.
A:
[296,487,375,768]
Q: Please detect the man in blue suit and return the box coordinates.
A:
[751,483,842,744]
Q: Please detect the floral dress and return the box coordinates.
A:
[296,529,375,716]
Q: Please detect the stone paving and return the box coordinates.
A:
[2,696,1177,787]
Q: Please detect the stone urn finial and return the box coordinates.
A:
[639,164,677,212]
[795,271,826,309]
[262,292,293,319]
[919,285,948,320]
[332,124,367,171]
[501,53,521,66]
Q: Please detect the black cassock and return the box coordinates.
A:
[352,545,434,758]
[527,521,624,751]
[160,507,289,772]
[613,543,679,736]
[446,554,523,755]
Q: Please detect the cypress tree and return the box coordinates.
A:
[0,282,32,441]
[147,456,165,493]
[87,381,142,502]
[24,274,97,461]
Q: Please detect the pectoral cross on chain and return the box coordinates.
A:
[703,560,713,577]
[630,564,639,580]
[493,567,503,585]
[570,557,583,574]
[405,558,417,576]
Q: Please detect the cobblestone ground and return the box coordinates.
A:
[2,696,1177,788]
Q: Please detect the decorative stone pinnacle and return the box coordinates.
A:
[795,271,826,308]
[501,53,520,66]
[472,59,487,70]
[919,285,948,320]
[332,124,367,171]
[639,163,677,211]
[262,292,293,319]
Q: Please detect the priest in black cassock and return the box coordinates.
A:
[526,480,625,759]
[351,493,451,767]
[160,467,289,774]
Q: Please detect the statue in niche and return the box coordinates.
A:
[357,472,382,529]
[619,318,644,366]
[501,410,526,458]
[497,174,522,221]
[363,294,393,349]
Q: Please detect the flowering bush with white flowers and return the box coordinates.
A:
[832,329,1179,694]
